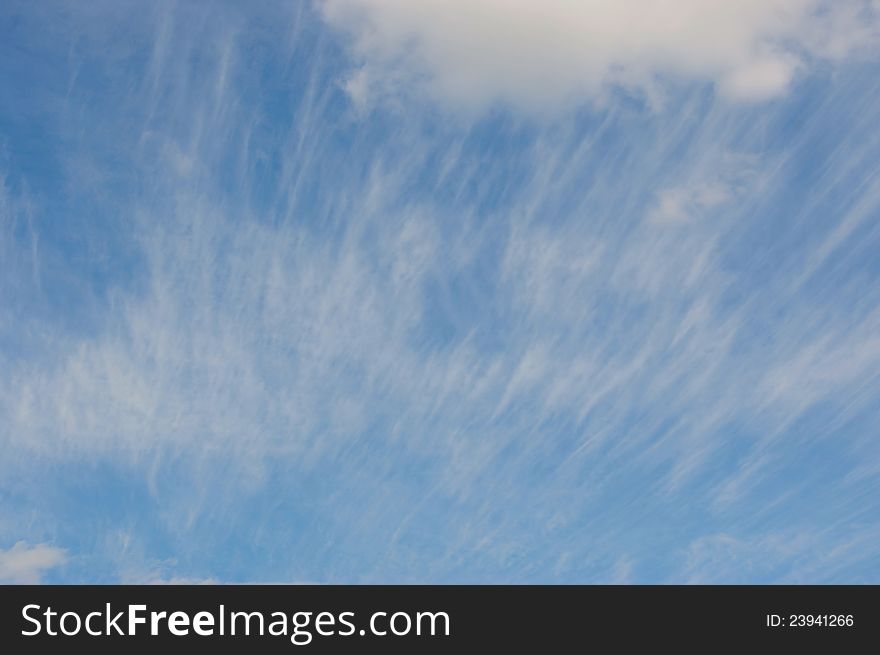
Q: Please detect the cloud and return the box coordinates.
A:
[648,182,732,225]
[321,0,880,113]
[1,0,879,584]
[680,525,880,583]
[718,54,801,101]
[646,153,759,224]
[0,542,67,584]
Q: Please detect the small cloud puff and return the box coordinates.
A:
[647,153,760,225]
[649,182,732,225]
[0,542,67,584]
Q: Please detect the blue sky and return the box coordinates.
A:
[1,0,879,584]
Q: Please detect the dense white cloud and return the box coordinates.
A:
[322,0,880,113]
[0,542,67,584]
[646,153,760,224]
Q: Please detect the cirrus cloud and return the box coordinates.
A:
[0,542,67,584]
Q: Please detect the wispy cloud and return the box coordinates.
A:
[322,0,880,113]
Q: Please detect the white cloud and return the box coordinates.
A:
[680,526,880,583]
[646,151,760,224]
[0,542,67,584]
[321,0,880,113]
[3,2,879,582]
[648,182,731,225]
[718,54,801,101]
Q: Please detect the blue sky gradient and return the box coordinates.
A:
[1,1,879,583]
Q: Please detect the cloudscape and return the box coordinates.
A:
[1,0,879,584]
